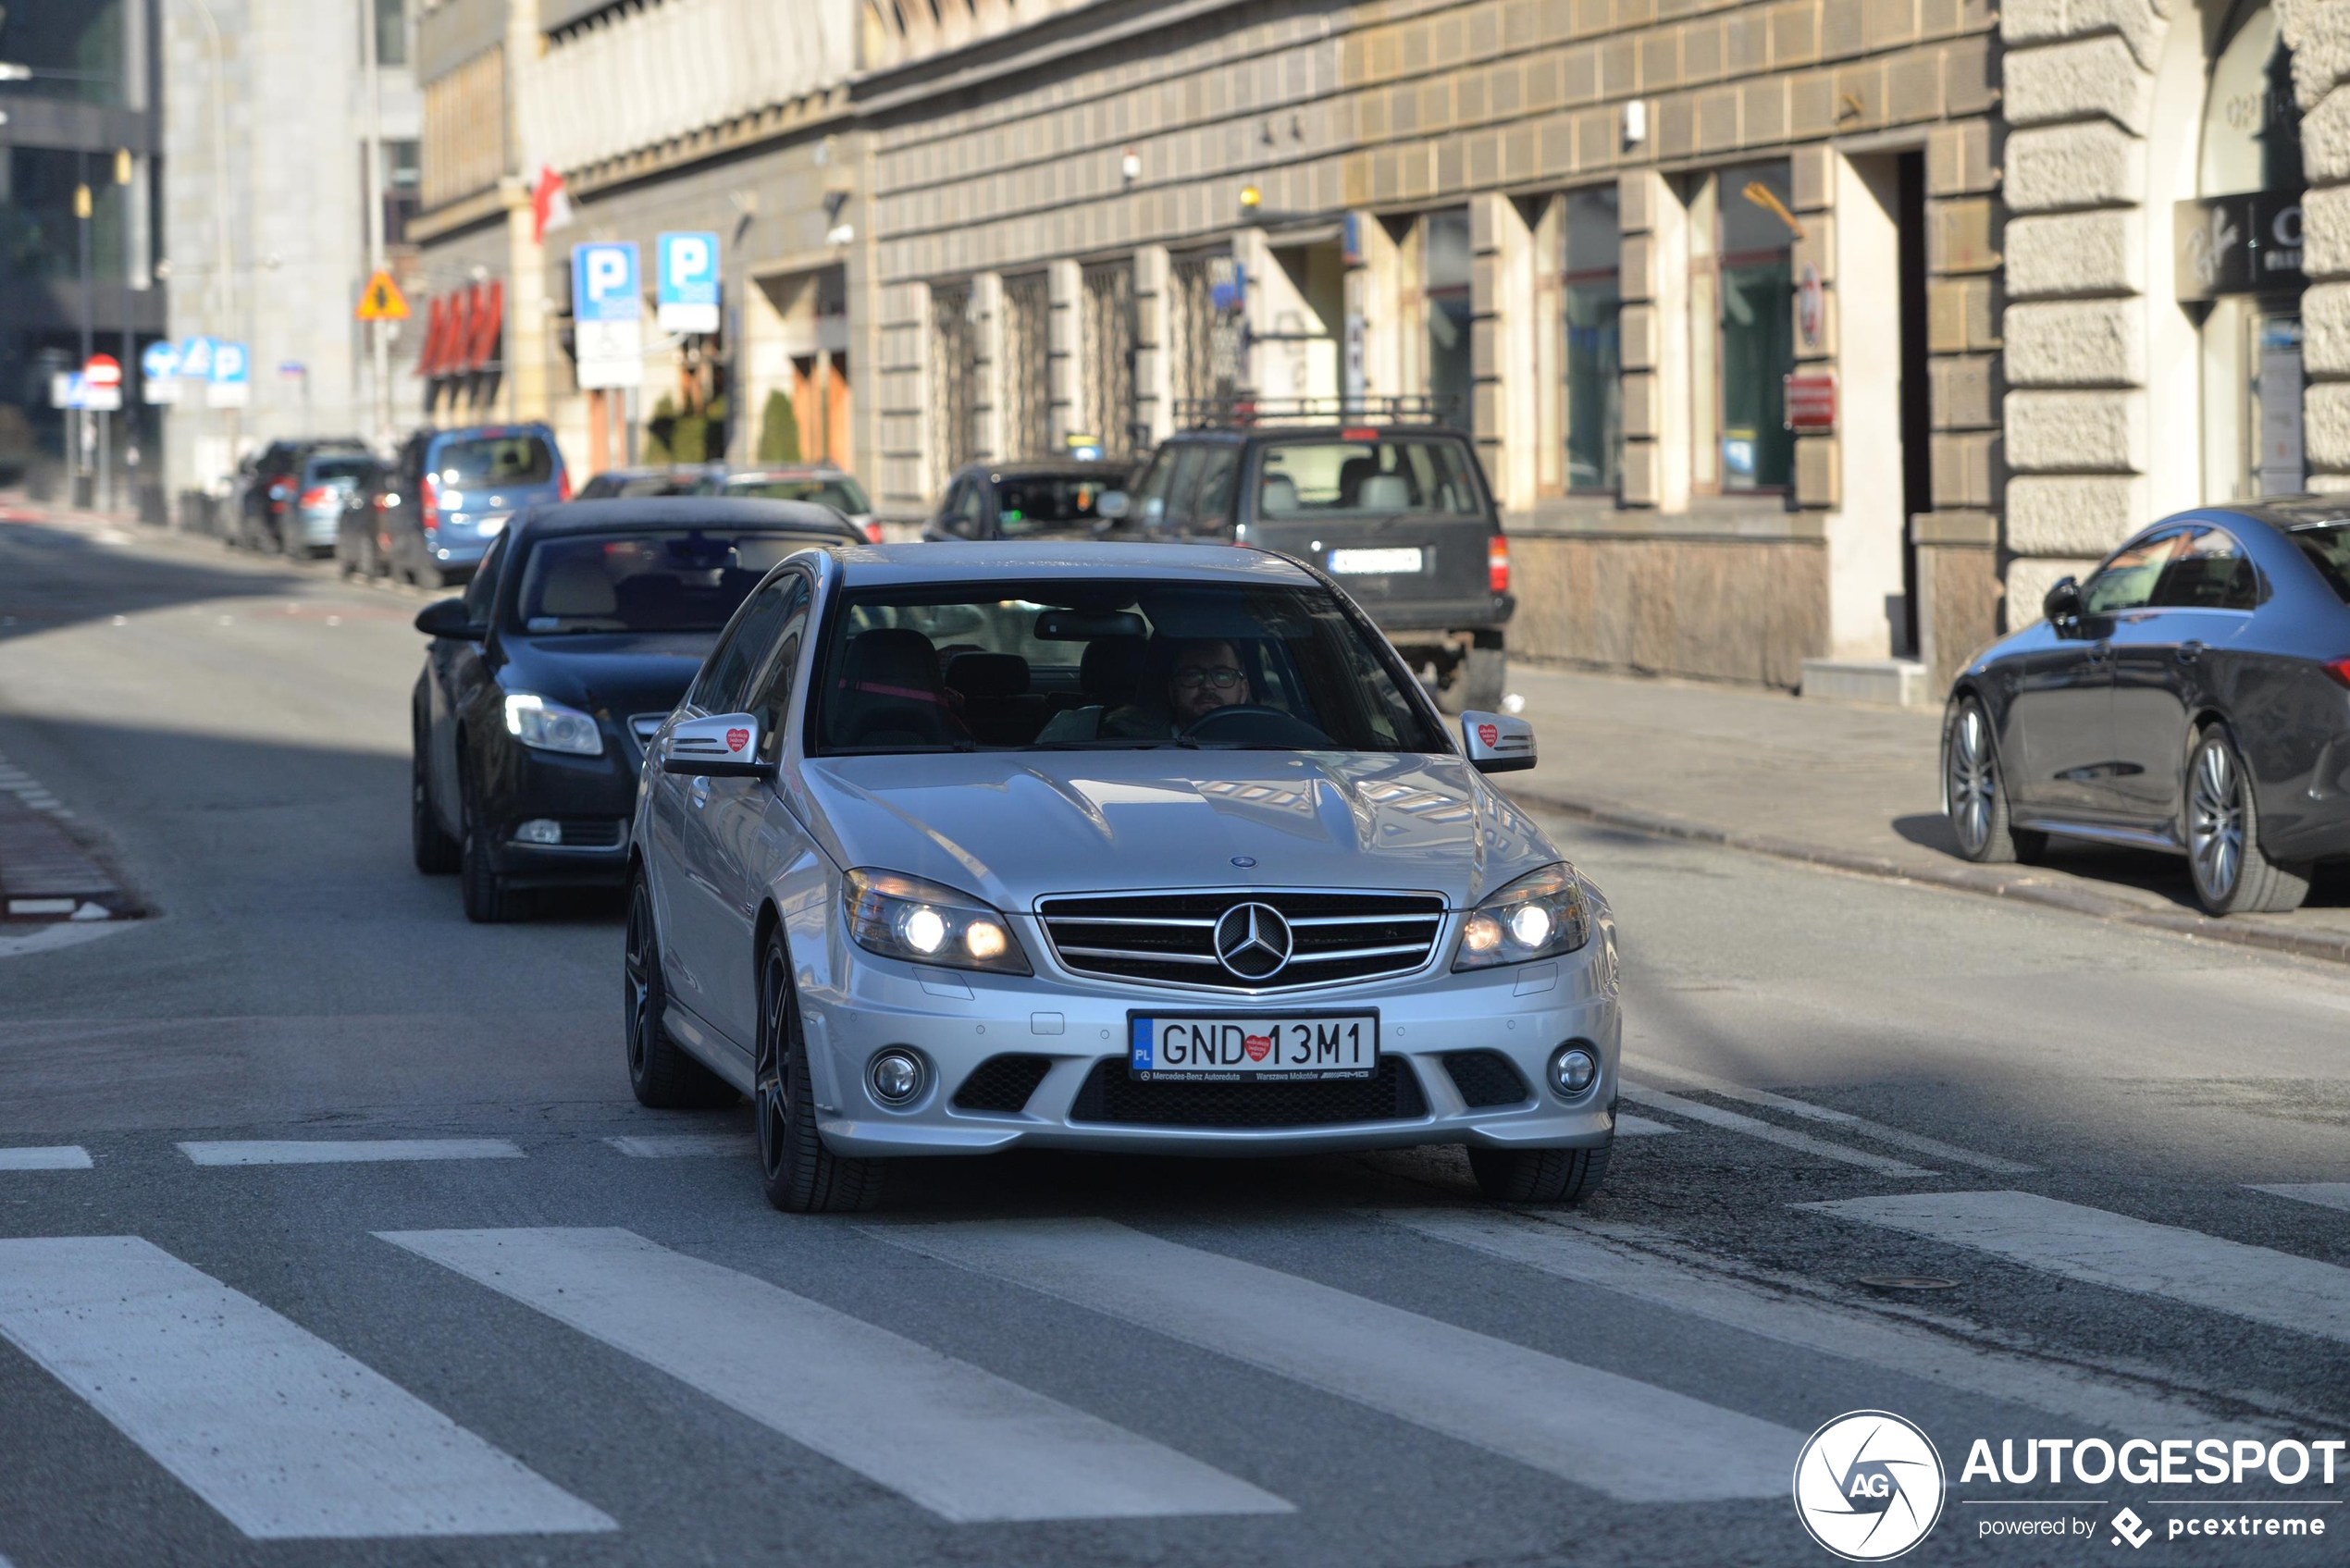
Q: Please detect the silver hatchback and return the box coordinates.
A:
[625,544,1622,1211]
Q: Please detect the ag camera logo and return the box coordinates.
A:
[1794,1410,1945,1561]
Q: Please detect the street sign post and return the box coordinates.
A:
[572,241,644,390]
[656,231,721,334]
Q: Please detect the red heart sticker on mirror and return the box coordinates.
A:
[1243,1033,1272,1062]
[1477,723,1499,747]
[725,728,750,752]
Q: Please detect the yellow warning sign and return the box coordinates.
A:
[356,269,410,322]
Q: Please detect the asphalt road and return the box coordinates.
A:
[2,511,2347,1568]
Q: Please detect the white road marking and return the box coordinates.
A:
[379,1226,1288,1524]
[1380,1209,2249,1433]
[1626,1059,2035,1172]
[1619,1081,1936,1177]
[0,1146,92,1170]
[0,1236,613,1539]
[604,1133,752,1158]
[1803,1191,2350,1347]
[179,1139,524,1166]
[2248,1183,2350,1215]
[881,1216,1801,1501]
[1614,1113,1677,1137]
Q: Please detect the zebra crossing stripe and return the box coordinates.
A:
[1803,1191,2350,1346]
[0,1146,91,1170]
[179,1139,523,1166]
[1625,1060,2035,1173]
[1617,1082,1936,1177]
[604,1133,752,1158]
[0,1236,614,1539]
[2249,1183,2350,1215]
[377,1226,1290,1523]
[878,1217,1801,1501]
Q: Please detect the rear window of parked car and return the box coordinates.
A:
[513,531,811,634]
[2292,524,2350,604]
[435,435,556,487]
[1255,438,1481,518]
[303,457,377,485]
[723,475,871,515]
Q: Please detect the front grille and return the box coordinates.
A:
[1443,1050,1530,1108]
[1068,1056,1429,1128]
[952,1054,1053,1113]
[1038,890,1445,992]
[554,817,624,848]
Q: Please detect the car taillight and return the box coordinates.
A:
[2324,659,2350,689]
[1488,534,1510,595]
[421,475,441,537]
[863,521,884,545]
[558,470,572,502]
[299,487,329,509]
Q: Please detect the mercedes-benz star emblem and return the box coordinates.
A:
[1213,902,1292,980]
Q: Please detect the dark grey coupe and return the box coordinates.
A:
[1944,497,2350,916]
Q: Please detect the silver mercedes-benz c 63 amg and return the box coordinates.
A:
[625,543,1622,1212]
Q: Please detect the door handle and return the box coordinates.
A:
[689,775,711,809]
[2176,640,2205,663]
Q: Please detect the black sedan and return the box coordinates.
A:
[412,498,861,921]
[921,460,1131,541]
[1945,497,2350,916]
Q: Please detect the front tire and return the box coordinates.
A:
[460,813,514,922]
[1945,698,2045,864]
[625,875,736,1108]
[2185,725,2308,915]
[1468,1140,1610,1205]
[1436,644,1507,715]
[754,935,883,1213]
[411,725,459,875]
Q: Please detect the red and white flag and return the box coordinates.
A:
[531,164,574,244]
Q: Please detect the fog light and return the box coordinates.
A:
[514,818,562,845]
[869,1049,923,1105]
[1550,1043,1598,1099]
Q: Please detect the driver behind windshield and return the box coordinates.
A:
[1102,638,1252,738]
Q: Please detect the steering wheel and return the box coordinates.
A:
[1180,704,1330,746]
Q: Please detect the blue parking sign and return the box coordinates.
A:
[572,241,642,324]
[656,231,720,333]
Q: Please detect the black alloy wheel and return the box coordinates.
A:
[2184,724,2308,915]
[754,935,883,1213]
[624,875,736,1107]
[1944,698,2045,865]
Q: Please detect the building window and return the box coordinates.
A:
[0,0,126,105]
[1001,273,1050,458]
[930,281,976,492]
[372,0,410,67]
[1563,187,1622,494]
[364,140,421,248]
[1425,210,1473,426]
[1080,260,1137,459]
[1715,162,1797,492]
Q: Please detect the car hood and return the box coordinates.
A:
[497,632,716,731]
[790,749,1561,911]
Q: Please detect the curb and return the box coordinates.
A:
[1503,784,2350,969]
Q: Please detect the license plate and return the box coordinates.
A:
[1327,547,1422,574]
[1129,1012,1379,1081]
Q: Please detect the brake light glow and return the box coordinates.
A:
[1341,427,1379,442]
[863,521,884,545]
[299,487,330,509]
[2324,658,2350,689]
[421,474,442,537]
[1489,534,1511,595]
[558,469,572,502]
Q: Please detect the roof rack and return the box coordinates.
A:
[1172,394,1463,431]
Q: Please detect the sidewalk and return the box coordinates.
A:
[1496,661,2350,966]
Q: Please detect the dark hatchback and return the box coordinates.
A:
[920,460,1132,541]
[411,498,863,921]
[1945,498,2350,916]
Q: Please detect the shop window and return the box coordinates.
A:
[1425,210,1473,426]
[1715,162,1797,493]
[1563,187,1622,494]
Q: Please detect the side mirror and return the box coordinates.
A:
[1461,711,1536,774]
[2042,574,2083,624]
[661,711,773,778]
[414,598,481,640]
[1096,489,1131,521]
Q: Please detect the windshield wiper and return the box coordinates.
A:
[1022,738,1202,750]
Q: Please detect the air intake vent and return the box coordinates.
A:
[1038,890,1444,992]
[951,1054,1053,1113]
[1442,1050,1529,1108]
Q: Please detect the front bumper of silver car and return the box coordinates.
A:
[797,918,1621,1159]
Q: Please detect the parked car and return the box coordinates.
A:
[921,460,1132,542]
[234,438,369,553]
[280,451,381,559]
[698,464,880,543]
[411,497,865,923]
[1107,404,1515,712]
[575,464,720,500]
[627,541,1616,1214]
[382,423,570,588]
[1945,496,2350,916]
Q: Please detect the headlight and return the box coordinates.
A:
[843,869,1032,975]
[503,693,603,756]
[1453,863,1592,970]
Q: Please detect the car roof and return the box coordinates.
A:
[720,465,850,479]
[2204,497,2350,533]
[830,541,1318,587]
[513,497,860,541]
[962,460,1130,479]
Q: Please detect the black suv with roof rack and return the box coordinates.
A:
[1106,397,1514,712]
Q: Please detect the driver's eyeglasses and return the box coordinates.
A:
[1172,666,1244,691]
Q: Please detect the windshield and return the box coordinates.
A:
[435,434,557,487]
[724,475,872,515]
[304,458,376,485]
[996,475,1110,534]
[1255,437,1482,519]
[810,579,1447,756]
[513,531,815,635]
[2292,524,2350,603]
